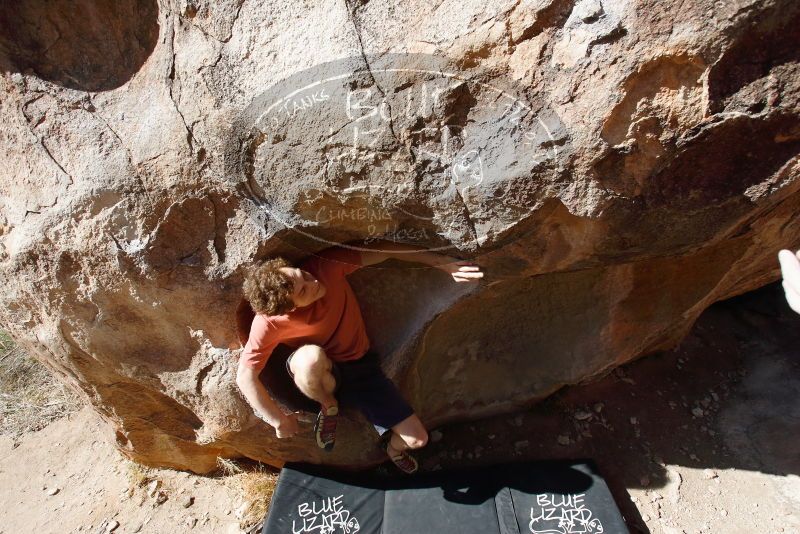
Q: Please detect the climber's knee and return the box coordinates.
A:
[391,414,429,450]
[289,344,332,391]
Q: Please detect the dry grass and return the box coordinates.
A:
[218,457,279,532]
[0,330,82,437]
[124,459,153,490]
[217,456,244,476]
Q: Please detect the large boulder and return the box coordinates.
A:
[0,0,798,472]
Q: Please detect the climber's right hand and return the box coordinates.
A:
[275,412,300,438]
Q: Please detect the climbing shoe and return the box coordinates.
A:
[386,441,419,475]
[314,405,339,451]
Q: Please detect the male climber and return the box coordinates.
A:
[235,241,484,473]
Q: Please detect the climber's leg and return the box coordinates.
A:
[287,344,338,412]
[383,414,427,473]
[388,413,429,452]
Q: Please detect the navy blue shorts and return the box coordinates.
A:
[287,348,415,436]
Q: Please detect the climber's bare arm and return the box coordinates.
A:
[358,239,484,282]
[236,363,299,438]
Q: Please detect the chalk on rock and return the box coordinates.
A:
[575,0,604,22]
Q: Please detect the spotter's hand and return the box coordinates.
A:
[439,260,484,283]
[779,249,800,314]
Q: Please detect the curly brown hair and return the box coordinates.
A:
[242,257,296,315]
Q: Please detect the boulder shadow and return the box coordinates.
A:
[0,0,159,91]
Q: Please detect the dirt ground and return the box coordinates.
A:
[0,407,263,534]
[417,282,800,534]
[0,283,798,534]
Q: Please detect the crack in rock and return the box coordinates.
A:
[185,0,245,44]
[208,193,227,265]
[453,187,480,246]
[19,99,74,190]
[167,15,197,154]
[343,0,400,143]
[85,95,150,197]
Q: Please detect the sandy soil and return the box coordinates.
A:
[0,283,798,534]
[0,406,254,534]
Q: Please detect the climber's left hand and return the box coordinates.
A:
[438,260,484,283]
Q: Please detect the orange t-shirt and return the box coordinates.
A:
[240,246,370,372]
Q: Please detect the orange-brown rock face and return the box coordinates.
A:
[0,0,798,472]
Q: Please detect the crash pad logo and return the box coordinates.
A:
[228,53,565,255]
[529,493,604,534]
[291,494,360,534]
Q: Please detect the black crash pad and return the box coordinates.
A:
[262,460,628,533]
